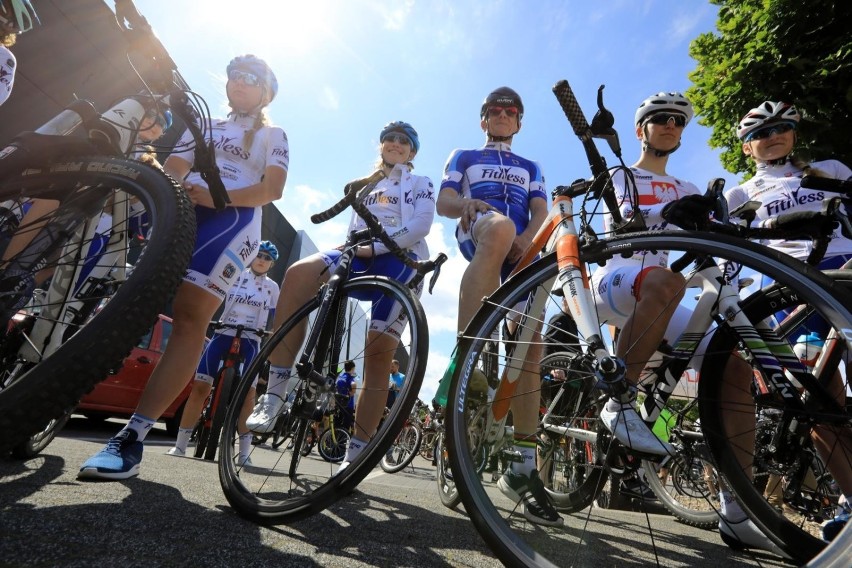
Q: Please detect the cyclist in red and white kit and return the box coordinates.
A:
[166,242,280,465]
[80,55,288,480]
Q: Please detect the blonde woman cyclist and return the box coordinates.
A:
[79,55,288,480]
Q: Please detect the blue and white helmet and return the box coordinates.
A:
[379,121,420,153]
[258,240,279,261]
[226,54,278,103]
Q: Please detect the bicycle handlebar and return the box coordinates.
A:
[208,320,271,338]
[800,175,852,195]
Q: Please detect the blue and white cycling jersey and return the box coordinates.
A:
[441,141,547,264]
[170,114,289,299]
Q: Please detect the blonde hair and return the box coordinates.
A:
[1,31,16,47]
[228,108,271,152]
[790,154,829,178]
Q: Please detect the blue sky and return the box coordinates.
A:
[130,0,729,402]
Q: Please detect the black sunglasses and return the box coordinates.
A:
[745,122,796,141]
[646,113,687,127]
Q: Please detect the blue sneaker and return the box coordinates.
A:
[78,430,143,480]
[821,512,848,542]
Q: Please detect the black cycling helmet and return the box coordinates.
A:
[480,87,524,120]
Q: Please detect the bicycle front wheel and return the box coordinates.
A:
[446,231,852,567]
[0,158,195,451]
[218,275,428,523]
[380,422,422,473]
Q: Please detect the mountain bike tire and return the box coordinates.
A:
[0,157,195,451]
[446,231,852,567]
[218,275,428,524]
[699,270,852,563]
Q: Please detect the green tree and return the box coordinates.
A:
[687,0,852,176]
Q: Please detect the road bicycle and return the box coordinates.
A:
[192,321,270,461]
[0,0,233,453]
[444,80,852,566]
[317,395,353,463]
[217,170,446,523]
[380,401,424,473]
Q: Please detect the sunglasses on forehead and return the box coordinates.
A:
[486,106,520,118]
[745,122,796,142]
[381,133,412,146]
[228,70,262,87]
[646,112,687,127]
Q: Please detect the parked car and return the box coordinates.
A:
[76,314,194,436]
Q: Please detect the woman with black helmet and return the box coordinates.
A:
[79,55,289,480]
[436,86,559,526]
[246,120,435,474]
[0,0,39,106]
[166,241,280,464]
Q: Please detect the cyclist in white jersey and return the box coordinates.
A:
[247,120,435,475]
[80,55,288,481]
[0,0,39,106]
[727,101,852,543]
[166,242,280,464]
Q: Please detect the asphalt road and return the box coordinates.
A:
[1,416,792,567]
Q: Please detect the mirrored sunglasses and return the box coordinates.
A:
[381,133,412,146]
[228,70,262,87]
[745,122,796,141]
[487,106,520,118]
[256,252,274,261]
[646,112,687,127]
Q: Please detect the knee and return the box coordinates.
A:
[638,270,685,307]
[474,217,516,257]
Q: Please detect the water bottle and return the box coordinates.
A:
[793,332,824,370]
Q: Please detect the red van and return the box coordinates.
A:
[76,314,193,436]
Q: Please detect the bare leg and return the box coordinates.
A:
[178,380,212,429]
[353,331,397,441]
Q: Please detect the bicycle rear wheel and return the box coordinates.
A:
[380,422,422,473]
[0,157,195,451]
[218,275,428,523]
[318,426,350,463]
[699,269,852,563]
[435,431,462,510]
[446,231,852,567]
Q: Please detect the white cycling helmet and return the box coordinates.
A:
[635,92,694,126]
[736,101,800,141]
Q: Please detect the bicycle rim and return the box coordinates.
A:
[218,275,428,523]
[446,231,852,567]
[699,269,852,563]
[380,423,422,473]
[0,158,195,450]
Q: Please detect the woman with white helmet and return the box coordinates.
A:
[0,0,39,106]
[725,100,852,544]
[79,55,289,481]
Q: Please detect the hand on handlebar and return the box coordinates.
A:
[661,194,717,230]
[183,181,215,208]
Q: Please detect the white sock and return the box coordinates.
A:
[343,437,368,464]
[266,366,291,399]
[513,437,537,476]
[719,490,746,522]
[123,413,156,443]
[174,427,193,452]
[238,432,253,459]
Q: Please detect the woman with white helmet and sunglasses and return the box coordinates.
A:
[79,54,289,481]
[0,0,39,106]
[725,100,852,544]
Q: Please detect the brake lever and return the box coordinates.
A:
[590,85,622,158]
[427,253,448,294]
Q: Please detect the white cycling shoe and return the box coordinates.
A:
[246,394,284,434]
[600,404,674,456]
[718,516,790,559]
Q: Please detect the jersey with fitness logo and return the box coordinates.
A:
[441,141,547,239]
[725,159,852,260]
[172,114,288,298]
[220,267,280,340]
[0,45,16,106]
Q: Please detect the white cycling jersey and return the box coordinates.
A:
[0,45,15,106]
[171,114,289,192]
[599,167,701,270]
[219,267,280,340]
[725,159,852,260]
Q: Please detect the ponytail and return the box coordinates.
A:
[790,154,829,178]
